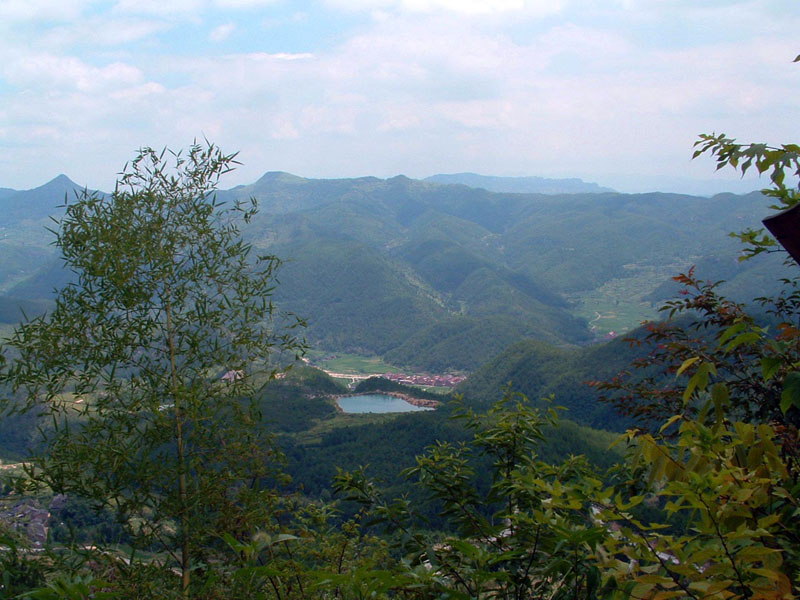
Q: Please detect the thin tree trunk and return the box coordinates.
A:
[166,291,191,598]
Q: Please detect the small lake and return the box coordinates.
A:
[337,394,434,414]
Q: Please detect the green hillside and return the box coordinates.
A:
[4,260,75,299]
[0,245,54,294]
[456,334,644,431]
[644,249,787,305]
[0,296,53,324]
[383,315,573,371]
[0,173,781,373]
[270,239,450,354]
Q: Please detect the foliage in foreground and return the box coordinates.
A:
[335,392,610,599]
[333,379,799,599]
[0,142,305,597]
[4,304,800,598]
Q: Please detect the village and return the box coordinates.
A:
[308,354,466,389]
[380,372,466,388]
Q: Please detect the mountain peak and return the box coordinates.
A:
[34,174,82,193]
[254,171,307,186]
[0,174,87,225]
[49,174,77,185]
[387,174,412,184]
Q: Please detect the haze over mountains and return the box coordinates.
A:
[0,171,783,372]
[424,173,615,194]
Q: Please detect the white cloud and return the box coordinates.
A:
[375,107,422,132]
[112,0,203,17]
[209,23,236,42]
[3,53,144,93]
[536,23,631,62]
[324,0,563,15]
[41,18,169,47]
[109,81,167,101]
[395,0,526,14]
[271,119,300,139]
[213,0,279,7]
[263,52,315,61]
[112,0,279,16]
[0,0,92,22]
[1,0,799,191]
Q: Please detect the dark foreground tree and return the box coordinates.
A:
[0,143,305,597]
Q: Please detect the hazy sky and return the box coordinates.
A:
[1,0,798,194]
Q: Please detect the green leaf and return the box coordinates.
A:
[717,321,747,347]
[711,383,728,424]
[761,356,783,381]
[780,371,800,414]
[683,361,716,402]
[676,357,700,376]
[659,414,682,433]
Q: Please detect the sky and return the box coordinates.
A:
[1,0,798,194]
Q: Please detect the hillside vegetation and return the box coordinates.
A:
[0,173,784,372]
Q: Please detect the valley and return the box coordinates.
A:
[0,173,782,376]
[0,172,727,472]
[0,172,781,474]
[566,259,695,336]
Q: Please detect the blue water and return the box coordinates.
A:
[337,394,433,414]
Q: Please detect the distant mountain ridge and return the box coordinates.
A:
[0,187,17,200]
[0,174,93,226]
[0,171,783,372]
[425,172,615,194]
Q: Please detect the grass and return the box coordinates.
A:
[573,295,658,337]
[304,350,399,375]
[295,411,404,445]
[0,460,25,474]
[567,261,690,337]
[410,384,452,394]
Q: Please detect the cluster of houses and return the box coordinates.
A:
[0,496,52,548]
[381,372,465,388]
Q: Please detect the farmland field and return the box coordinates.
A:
[567,261,690,336]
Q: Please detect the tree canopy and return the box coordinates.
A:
[0,142,305,597]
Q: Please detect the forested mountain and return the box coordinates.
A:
[0,175,89,302]
[0,172,782,370]
[222,174,781,367]
[425,172,615,194]
[456,334,644,430]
